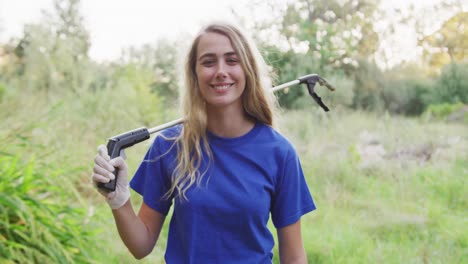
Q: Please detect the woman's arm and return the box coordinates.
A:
[112,201,165,259]
[277,220,308,264]
[92,145,166,259]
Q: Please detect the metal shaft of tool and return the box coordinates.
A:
[147,118,184,134]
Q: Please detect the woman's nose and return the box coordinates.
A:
[215,62,227,78]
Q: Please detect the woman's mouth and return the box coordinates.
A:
[210,83,233,91]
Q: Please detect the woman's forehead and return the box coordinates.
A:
[197,32,236,57]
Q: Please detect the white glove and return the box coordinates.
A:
[91,145,130,210]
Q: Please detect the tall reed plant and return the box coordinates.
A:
[0,124,99,263]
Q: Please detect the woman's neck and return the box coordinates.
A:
[206,105,255,138]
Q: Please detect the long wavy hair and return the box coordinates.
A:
[165,22,278,200]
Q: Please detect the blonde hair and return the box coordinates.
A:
[165,22,278,200]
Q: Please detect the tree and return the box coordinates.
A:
[247,0,381,108]
[379,0,465,74]
[118,39,180,102]
[279,0,380,71]
[419,11,467,71]
[8,0,93,95]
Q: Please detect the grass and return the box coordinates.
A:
[1,87,467,263]
[280,108,467,264]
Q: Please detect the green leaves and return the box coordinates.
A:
[419,11,468,71]
[0,143,97,263]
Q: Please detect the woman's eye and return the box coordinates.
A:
[201,60,215,66]
[226,58,238,64]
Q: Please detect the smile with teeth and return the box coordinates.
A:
[211,83,233,91]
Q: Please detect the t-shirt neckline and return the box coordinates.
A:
[207,122,262,146]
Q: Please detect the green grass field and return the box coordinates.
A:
[1,90,466,263]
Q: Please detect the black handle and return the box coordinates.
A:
[97,127,150,192]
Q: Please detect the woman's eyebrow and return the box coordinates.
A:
[198,53,216,60]
[199,52,238,60]
[224,52,237,57]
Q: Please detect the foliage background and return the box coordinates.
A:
[0,0,466,263]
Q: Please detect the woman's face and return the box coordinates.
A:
[195,32,246,110]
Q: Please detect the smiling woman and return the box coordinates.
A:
[195,32,247,110]
[91,21,316,263]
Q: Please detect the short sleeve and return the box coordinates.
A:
[129,136,174,215]
[271,149,316,228]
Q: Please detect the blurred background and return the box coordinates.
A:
[0,0,466,263]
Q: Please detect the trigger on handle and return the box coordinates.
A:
[97,171,117,192]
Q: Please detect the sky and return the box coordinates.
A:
[0,0,255,61]
[0,0,464,66]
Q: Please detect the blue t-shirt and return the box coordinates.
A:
[130,122,316,263]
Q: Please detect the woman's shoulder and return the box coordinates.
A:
[256,123,297,155]
[257,123,290,142]
[159,124,183,138]
[149,124,182,152]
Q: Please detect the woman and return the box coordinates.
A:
[92,22,315,263]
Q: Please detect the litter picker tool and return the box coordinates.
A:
[98,74,335,192]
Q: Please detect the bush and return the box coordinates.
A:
[423,102,466,121]
[351,59,385,112]
[381,78,432,116]
[429,63,468,105]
